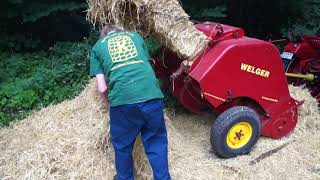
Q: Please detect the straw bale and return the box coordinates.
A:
[86,0,209,59]
[0,80,319,180]
[0,80,114,179]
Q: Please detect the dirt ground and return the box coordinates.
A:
[0,80,319,180]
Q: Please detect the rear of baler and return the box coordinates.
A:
[154,22,301,158]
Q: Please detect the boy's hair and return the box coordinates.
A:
[100,24,118,38]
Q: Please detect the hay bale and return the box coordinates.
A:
[0,80,114,179]
[289,85,320,132]
[86,0,209,59]
[1,80,319,179]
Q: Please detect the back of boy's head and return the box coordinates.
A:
[100,24,119,38]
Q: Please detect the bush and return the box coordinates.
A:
[0,32,99,126]
[0,0,89,52]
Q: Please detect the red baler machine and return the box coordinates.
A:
[154,22,301,158]
[281,34,320,103]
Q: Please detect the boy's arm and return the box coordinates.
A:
[96,74,109,109]
[90,45,109,109]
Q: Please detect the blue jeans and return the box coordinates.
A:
[110,98,171,180]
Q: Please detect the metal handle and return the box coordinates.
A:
[285,73,315,81]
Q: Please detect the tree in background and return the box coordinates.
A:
[0,0,90,51]
[286,0,320,35]
[1,0,319,51]
[226,0,302,38]
[184,0,320,38]
[182,0,227,22]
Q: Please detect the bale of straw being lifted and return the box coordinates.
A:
[86,0,209,59]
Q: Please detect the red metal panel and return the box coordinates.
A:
[284,42,317,59]
[189,36,298,138]
[190,37,285,109]
[195,23,245,38]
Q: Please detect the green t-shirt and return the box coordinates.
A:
[90,31,163,106]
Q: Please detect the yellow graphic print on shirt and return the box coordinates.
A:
[108,35,138,62]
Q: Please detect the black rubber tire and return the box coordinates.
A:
[210,106,261,158]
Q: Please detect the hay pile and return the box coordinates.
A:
[86,0,209,59]
[0,80,113,179]
[0,80,319,179]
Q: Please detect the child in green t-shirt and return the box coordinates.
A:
[90,24,171,180]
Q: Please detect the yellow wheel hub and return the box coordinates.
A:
[226,122,253,149]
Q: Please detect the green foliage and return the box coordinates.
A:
[183,0,313,38]
[183,1,227,22]
[0,0,89,51]
[198,7,227,19]
[1,0,86,22]
[0,32,99,126]
[225,0,303,38]
[187,6,227,20]
[2,0,319,52]
[283,0,320,35]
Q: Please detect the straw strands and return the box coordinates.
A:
[86,0,209,59]
[0,80,319,179]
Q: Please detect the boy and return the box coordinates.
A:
[90,24,171,180]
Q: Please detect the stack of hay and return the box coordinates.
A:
[86,0,209,60]
[0,80,114,179]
